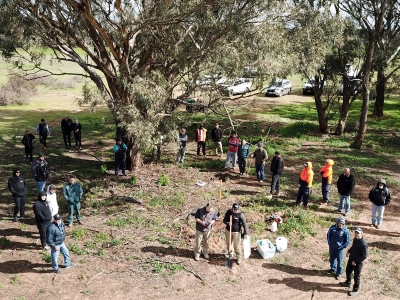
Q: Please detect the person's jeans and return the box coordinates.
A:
[214,141,223,155]
[296,185,310,206]
[51,242,71,271]
[371,203,385,225]
[36,181,47,193]
[197,141,206,156]
[225,230,242,259]
[270,174,281,194]
[176,147,186,163]
[237,156,247,174]
[224,152,237,169]
[13,196,26,217]
[322,183,331,202]
[255,164,265,181]
[63,131,71,147]
[194,230,211,258]
[329,247,345,276]
[115,158,126,175]
[67,201,82,224]
[338,194,351,213]
[345,260,363,291]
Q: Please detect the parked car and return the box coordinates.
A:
[219,78,252,97]
[265,79,292,97]
[302,78,325,95]
[338,78,362,95]
[195,74,226,88]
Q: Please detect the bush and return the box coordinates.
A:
[157,174,170,186]
[0,75,37,106]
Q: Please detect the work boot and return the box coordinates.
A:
[12,216,18,222]
[349,290,358,296]
[203,253,209,259]
[237,257,242,265]
[194,255,199,261]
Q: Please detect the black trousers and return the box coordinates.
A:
[63,131,72,147]
[24,146,33,161]
[345,260,363,292]
[74,131,82,147]
[37,222,51,248]
[197,142,206,155]
[270,174,281,193]
[39,135,47,147]
[238,156,247,174]
[13,196,26,217]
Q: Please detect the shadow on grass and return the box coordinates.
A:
[0,260,50,273]
[368,241,400,251]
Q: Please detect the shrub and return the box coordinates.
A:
[157,174,170,186]
[0,75,37,106]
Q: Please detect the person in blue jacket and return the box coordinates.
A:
[113,138,128,176]
[327,216,350,280]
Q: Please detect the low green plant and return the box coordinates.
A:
[69,227,87,240]
[69,244,86,255]
[78,274,86,280]
[157,174,170,186]
[94,231,110,244]
[97,248,105,257]
[85,241,95,249]
[0,236,11,247]
[111,238,122,246]
[19,223,28,230]
[150,260,183,275]
[157,237,170,245]
[38,288,45,294]
[128,176,138,185]
[42,252,52,263]
[10,274,21,285]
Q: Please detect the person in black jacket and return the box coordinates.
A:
[340,228,368,296]
[369,178,391,229]
[61,116,72,149]
[223,203,249,265]
[210,123,223,156]
[8,168,28,222]
[71,118,82,150]
[33,191,52,250]
[21,130,35,162]
[31,152,50,192]
[36,119,50,149]
[269,151,284,196]
[336,168,355,215]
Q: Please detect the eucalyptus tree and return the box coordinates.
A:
[0,0,279,169]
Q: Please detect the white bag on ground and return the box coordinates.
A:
[243,235,251,259]
[276,236,288,252]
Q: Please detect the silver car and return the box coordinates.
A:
[265,79,292,97]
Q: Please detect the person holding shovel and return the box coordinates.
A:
[194,202,217,261]
[223,203,249,265]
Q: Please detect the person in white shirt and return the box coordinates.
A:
[46,184,59,221]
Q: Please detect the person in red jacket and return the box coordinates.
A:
[320,159,334,204]
[195,124,207,156]
[224,131,240,170]
[296,162,314,207]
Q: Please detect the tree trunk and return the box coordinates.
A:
[116,126,143,171]
[314,76,329,133]
[335,97,350,136]
[373,67,385,117]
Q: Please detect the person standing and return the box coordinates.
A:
[296,162,314,207]
[71,118,82,150]
[327,217,350,280]
[63,176,84,227]
[251,142,268,183]
[369,179,391,229]
[151,130,164,162]
[211,123,223,156]
[61,116,72,149]
[31,152,50,192]
[224,131,240,170]
[195,123,207,156]
[194,203,217,261]
[336,168,355,216]
[21,130,35,162]
[113,138,127,176]
[46,184,59,221]
[223,203,249,265]
[270,151,284,196]
[8,168,28,222]
[237,140,250,176]
[46,213,75,274]
[320,159,334,204]
[33,191,52,250]
[36,119,50,150]
[340,228,368,296]
[176,128,188,163]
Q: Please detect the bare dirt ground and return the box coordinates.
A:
[1,93,399,300]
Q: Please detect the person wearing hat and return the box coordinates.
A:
[33,191,52,250]
[296,162,314,207]
[60,116,73,149]
[336,168,355,216]
[327,217,350,280]
[369,179,391,229]
[46,184,59,221]
[194,202,217,261]
[269,151,284,196]
[237,139,250,176]
[63,175,84,227]
[21,130,35,162]
[224,131,240,170]
[31,152,50,193]
[8,168,28,222]
[113,138,128,176]
[319,159,334,204]
[251,142,268,183]
[340,228,368,296]
[36,118,50,150]
[46,214,75,274]
[223,203,249,265]
[210,123,223,156]
[195,123,207,156]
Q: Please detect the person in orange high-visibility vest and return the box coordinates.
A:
[296,162,314,207]
[195,124,207,156]
[320,159,334,204]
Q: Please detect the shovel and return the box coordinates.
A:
[217,180,222,217]
[225,215,233,268]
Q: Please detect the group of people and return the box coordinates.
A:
[22,116,82,162]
